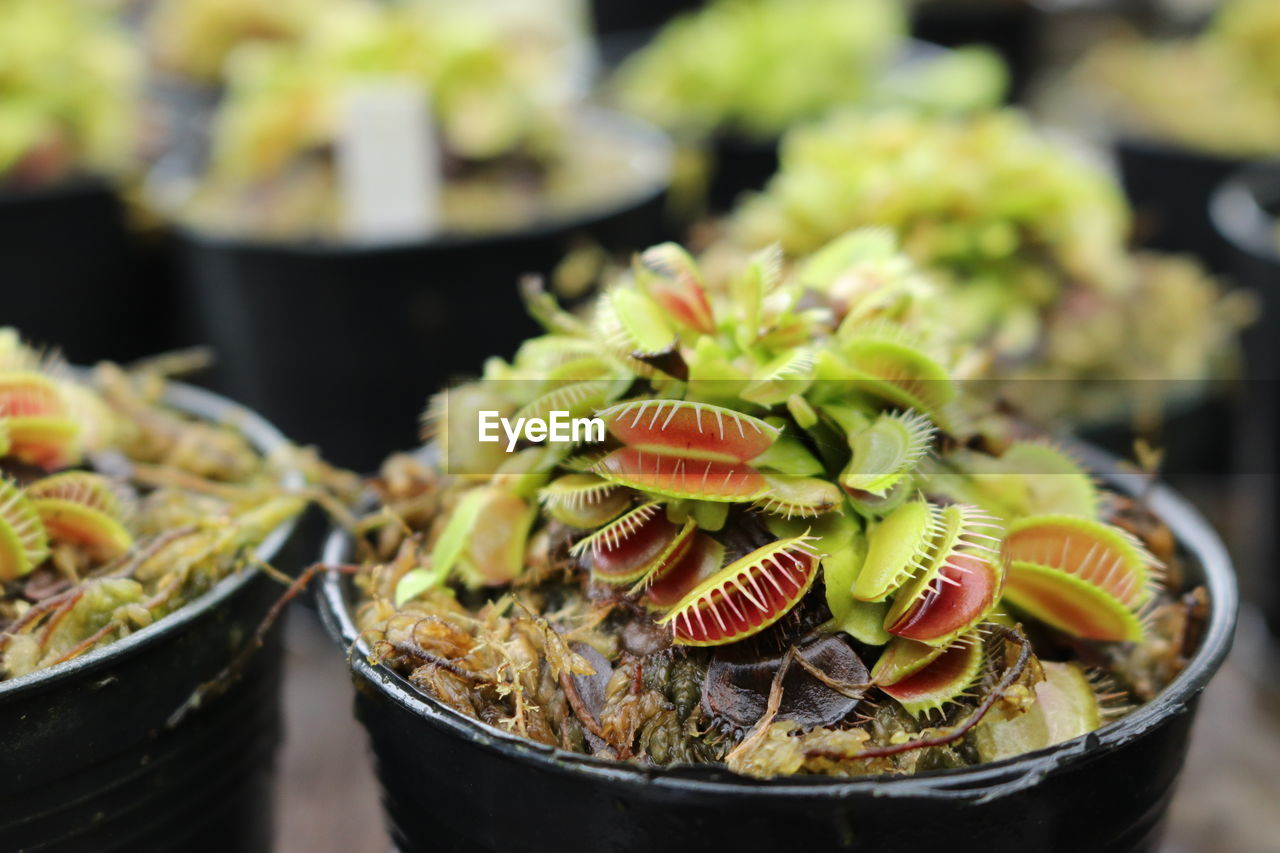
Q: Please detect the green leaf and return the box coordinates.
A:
[428,488,491,586]
[394,568,435,607]
[611,288,677,353]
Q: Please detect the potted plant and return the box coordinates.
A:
[730,109,1254,473]
[150,0,671,471]
[610,0,1007,212]
[0,329,309,852]
[317,231,1234,853]
[1047,0,1280,268]
[0,0,171,364]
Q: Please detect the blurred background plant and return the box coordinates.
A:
[146,0,340,86]
[0,0,139,191]
[1056,0,1280,158]
[610,0,1008,211]
[155,0,633,239]
[731,109,1254,426]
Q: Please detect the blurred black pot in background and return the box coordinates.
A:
[1117,139,1245,272]
[1211,163,1280,636]
[591,0,704,37]
[162,113,672,472]
[0,179,174,364]
[706,134,778,213]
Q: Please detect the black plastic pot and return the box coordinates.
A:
[706,134,779,213]
[590,0,705,37]
[0,179,175,364]
[318,456,1236,853]
[0,382,301,853]
[1116,139,1246,271]
[1211,163,1280,636]
[1075,390,1242,479]
[162,112,672,472]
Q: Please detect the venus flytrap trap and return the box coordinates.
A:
[354,230,1206,777]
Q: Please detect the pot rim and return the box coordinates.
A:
[147,107,674,257]
[1210,160,1280,264]
[0,380,302,701]
[317,447,1236,801]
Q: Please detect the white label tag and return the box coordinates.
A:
[336,79,441,242]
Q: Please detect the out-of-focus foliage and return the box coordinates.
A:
[734,111,1129,343]
[146,0,343,84]
[0,329,306,680]
[208,1,577,181]
[177,0,649,239]
[731,110,1252,417]
[1065,0,1280,157]
[0,0,139,188]
[613,0,1006,140]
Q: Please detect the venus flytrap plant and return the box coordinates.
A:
[358,230,1204,777]
[0,331,310,679]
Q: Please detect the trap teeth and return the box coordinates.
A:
[593,448,767,502]
[0,477,49,581]
[877,630,984,718]
[0,372,82,470]
[598,399,779,464]
[26,472,135,562]
[840,409,935,496]
[658,533,821,646]
[514,379,623,427]
[875,504,1004,646]
[575,504,695,585]
[886,552,1003,647]
[1000,515,1160,642]
[853,499,935,602]
[638,242,716,334]
[639,531,724,609]
[838,329,956,427]
[538,474,631,529]
[754,475,842,519]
